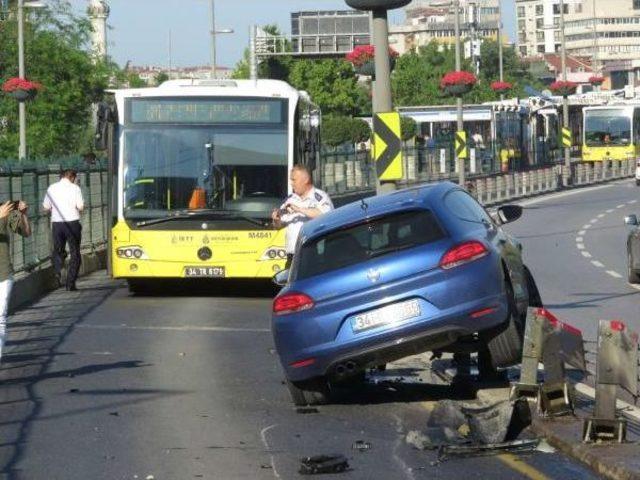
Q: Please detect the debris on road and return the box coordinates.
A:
[438,438,540,460]
[296,407,319,414]
[352,440,371,451]
[299,454,349,475]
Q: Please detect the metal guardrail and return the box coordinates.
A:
[0,163,108,275]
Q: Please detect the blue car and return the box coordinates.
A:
[271,182,541,406]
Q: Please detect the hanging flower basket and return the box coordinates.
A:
[346,45,398,77]
[549,80,577,97]
[490,81,513,94]
[588,76,604,86]
[2,77,43,102]
[440,71,477,97]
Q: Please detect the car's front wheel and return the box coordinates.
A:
[286,377,331,406]
[628,252,640,283]
[483,280,524,369]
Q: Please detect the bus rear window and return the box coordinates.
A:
[294,210,445,280]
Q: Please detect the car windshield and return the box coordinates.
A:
[122,98,289,222]
[295,210,445,280]
[584,109,631,146]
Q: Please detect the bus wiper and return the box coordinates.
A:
[136,209,270,228]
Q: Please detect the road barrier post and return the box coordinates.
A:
[583,320,638,443]
[511,308,586,416]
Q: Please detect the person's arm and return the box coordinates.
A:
[7,202,31,238]
[42,189,52,214]
[17,201,31,237]
[76,185,85,213]
[288,192,333,219]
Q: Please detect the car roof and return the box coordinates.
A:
[302,181,457,243]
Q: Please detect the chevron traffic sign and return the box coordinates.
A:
[373,112,403,181]
[455,131,467,159]
[562,127,572,147]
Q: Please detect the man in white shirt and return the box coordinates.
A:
[272,165,334,269]
[43,169,85,291]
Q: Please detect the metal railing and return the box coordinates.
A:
[0,161,108,275]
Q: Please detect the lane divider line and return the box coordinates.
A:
[581,251,592,258]
[591,261,604,268]
[607,271,623,279]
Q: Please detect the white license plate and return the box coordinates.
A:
[352,299,421,333]
[184,266,225,278]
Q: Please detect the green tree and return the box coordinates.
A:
[231,24,292,81]
[0,0,116,159]
[322,116,352,147]
[289,59,369,116]
[400,116,417,141]
[347,118,371,144]
[154,72,169,86]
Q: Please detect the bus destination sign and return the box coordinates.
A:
[129,98,285,124]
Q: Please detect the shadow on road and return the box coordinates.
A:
[128,279,280,299]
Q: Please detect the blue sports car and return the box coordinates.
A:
[272,182,541,405]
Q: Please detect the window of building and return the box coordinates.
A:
[520,46,528,56]
[537,31,544,41]
[517,6,525,17]
[553,17,560,26]
[518,19,526,30]
[574,3,582,13]
[552,3,569,14]
[537,44,545,53]
[536,18,544,28]
[635,0,640,9]
[536,4,544,15]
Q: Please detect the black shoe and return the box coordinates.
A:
[66,285,77,291]
[55,274,62,288]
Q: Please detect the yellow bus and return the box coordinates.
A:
[582,105,640,162]
[96,79,320,292]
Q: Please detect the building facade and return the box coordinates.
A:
[389,1,500,57]
[289,10,371,57]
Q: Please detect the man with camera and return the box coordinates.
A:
[272,165,333,269]
[43,169,84,291]
[0,199,31,360]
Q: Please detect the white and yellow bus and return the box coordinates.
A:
[582,104,640,162]
[97,79,320,292]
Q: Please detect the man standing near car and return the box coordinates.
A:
[0,200,31,361]
[272,165,334,269]
[43,169,84,291]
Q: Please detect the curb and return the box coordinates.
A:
[9,248,106,312]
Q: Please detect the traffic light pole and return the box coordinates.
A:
[454,0,465,187]
[559,0,571,187]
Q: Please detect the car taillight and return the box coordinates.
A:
[273,292,315,315]
[439,241,488,270]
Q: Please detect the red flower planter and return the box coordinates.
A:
[346,45,398,77]
[589,76,604,86]
[549,80,577,97]
[441,71,477,96]
[2,77,42,102]
[491,81,513,94]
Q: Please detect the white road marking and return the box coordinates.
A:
[581,251,592,258]
[591,261,605,268]
[576,243,585,250]
[517,182,617,207]
[607,271,623,279]
[589,218,598,224]
[617,204,626,209]
[578,230,586,236]
[575,237,583,242]
[392,415,417,480]
[260,425,282,479]
[606,209,615,213]
[597,213,605,218]
[629,200,638,204]
[582,224,592,230]
[77,324,271,333]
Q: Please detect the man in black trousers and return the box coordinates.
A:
[43,169,84,291]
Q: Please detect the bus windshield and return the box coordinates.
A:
[584,109,631,146]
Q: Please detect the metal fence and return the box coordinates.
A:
[0,162,108,275]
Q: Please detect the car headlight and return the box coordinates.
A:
[116,246,148,260]
[260,247,287,261]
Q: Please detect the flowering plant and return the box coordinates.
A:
[1,77,43,93]
[549,80,577,96]
[588,76,604,86]
[440,71,477,88]
[490,81,513,93]
[345,45,399,67]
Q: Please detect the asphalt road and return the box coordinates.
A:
[2,180,637,480]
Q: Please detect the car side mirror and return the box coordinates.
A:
[497,205,523,225]
[625,214,638,226]
[272,269,290,287]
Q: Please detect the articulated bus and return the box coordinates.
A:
[582,104,640,162]
[96,79,320,292]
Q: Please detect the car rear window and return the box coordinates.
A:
[294,210,446,280]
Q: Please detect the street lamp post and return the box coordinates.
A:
[454,0,465,187]
[209,0,233,79]
[559,0,571,187]
[497,0,504,100]
[17,0,45,161]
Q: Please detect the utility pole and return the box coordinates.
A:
[497,0,504,100]
[210,0,216,78]
[168,29,172,79]
[454,0,465,186]
[559,0,571,187]
[249,25,257,81]
[591,0,598,85]
[17,0,26,160]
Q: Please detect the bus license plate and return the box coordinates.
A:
[184,266,225,278]
[352,299,421,333]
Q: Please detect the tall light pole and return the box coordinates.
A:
[209,0,233,79]
[559,0,571,187]
[17,0,45,161]
[591,0,598,84]
[454,0,465,186]
[497,0,504,100]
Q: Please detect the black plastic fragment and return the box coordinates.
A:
[299,454,349,475]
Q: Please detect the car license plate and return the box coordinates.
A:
[352,299,421,333]
[184,266,225,278]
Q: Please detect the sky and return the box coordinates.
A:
[69,0,516,70]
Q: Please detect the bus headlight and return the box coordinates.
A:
[116,246,148,260]
[260,247,287,261]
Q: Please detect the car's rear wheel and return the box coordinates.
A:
[484,280,524,369]
[628,252,640,283]
[286,377,331,406]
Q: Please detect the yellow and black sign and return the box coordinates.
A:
[455,131,467,159]
[373,112,403,181]
[562,127,572,147]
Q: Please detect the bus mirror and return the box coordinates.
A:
[272,269,290,287]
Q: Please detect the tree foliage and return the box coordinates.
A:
[400,116,417,141]
[231,24,292,81]
[322,116,371,146]
[0,0,119,159]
